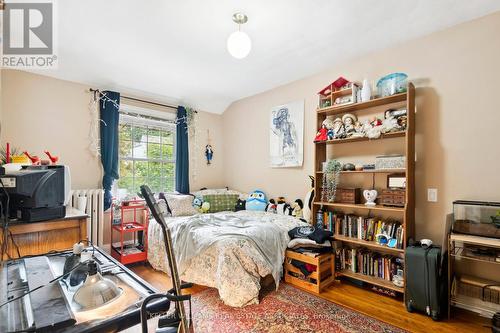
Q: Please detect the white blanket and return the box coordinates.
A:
[147,210,307,307]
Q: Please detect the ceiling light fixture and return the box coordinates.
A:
[227,13,251,59]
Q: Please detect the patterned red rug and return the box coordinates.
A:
[191,283,407,333]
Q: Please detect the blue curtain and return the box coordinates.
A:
[100,91,120,210]
[175,106,190,194]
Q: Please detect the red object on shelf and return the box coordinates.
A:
[23,151,41,165]
[110,199,149,265]
[44,150,59,164]
[318,77,350,96]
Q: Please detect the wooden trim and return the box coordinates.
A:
[314,131,405,145]
[314,201,405,213]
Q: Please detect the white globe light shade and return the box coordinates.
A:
[227,31,252,59]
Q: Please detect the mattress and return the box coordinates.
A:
[147,210,306,307]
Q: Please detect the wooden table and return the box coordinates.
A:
[0,207,88,259]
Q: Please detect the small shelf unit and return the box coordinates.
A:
[313,83,415,298]
[111,199,149,265]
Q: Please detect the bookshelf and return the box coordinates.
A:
[313,83,415,297]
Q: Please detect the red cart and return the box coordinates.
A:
[111,199,149,264]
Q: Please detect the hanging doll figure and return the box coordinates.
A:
[205,144,214,165]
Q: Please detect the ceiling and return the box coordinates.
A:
[34,0,500,114]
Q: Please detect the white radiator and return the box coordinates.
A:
[69,189,105,246]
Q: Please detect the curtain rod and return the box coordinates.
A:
[89,88,195,112]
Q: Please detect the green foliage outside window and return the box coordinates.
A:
[117,122,175,195]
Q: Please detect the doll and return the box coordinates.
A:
[342,114,357,137]
[314,124,328,142]
[332,118,345,139]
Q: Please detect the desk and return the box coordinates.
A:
[1,207,88,259]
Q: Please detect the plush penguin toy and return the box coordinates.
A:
[303,176,315,223]
[292,199,304,218]
[245,190,268,211]
[265,199,277,214]
[276,197,292,215]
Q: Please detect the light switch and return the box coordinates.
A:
[428,188,438,202]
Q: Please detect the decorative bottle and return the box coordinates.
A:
[361,79,371,102]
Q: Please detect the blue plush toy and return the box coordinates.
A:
[245,190,268,211]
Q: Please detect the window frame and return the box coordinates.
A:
[117,105,177,195]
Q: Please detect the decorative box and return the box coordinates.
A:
[379,189,406,207]
[375,155,406,170]
[334,188,361,204]
[452,201,500,239]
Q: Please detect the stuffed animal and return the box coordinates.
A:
[276,197,292,215]
[235,199,246,211]
[292,199,304,218]
[245,190,267,211]
[303,176,315,223]
[201,201,210,213]
[265,199,277,214]
[192,196,203,213]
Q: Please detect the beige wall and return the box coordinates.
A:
[222,12,500,244]
[0,70,225,192]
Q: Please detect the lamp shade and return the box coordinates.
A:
[227,30,252,59]
[73,260,122,310]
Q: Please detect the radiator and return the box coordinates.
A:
[69,189,105,246]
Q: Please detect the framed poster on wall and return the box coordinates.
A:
[270,100,304,168]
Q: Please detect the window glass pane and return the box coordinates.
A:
[149,161,162,178]
[117,177,135,195]
[148,143,162,160]
[162,145,174,160]
[133,141,147,159]
[148,128,161,143]
[119,124,132,141]
[147,177,163,193]
[162,131,174,144]
[165,162,175,179]
[132,126,148,142]
[119,160,133,178]
[134,177,146,193]
[163,178,175,192]
[134,161,148,178]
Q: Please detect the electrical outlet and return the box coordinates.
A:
[427,188,438,202]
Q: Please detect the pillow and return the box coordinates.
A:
[157,198,171,216]
[164,194,198,217]
[203,194,239,213]
[193,188,248,200]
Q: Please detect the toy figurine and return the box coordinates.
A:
[205,145,213,165]
[314,124,328,142]
[327,128,334,140]
[193,196,203,213]
[370,116,382,127]
[342,114,357,137]
[351,121,365,138]
[246,190,268,211]
[291,199,304,218]
[332,118,345,139]
[265,199,277,214]
[23,151,41,165]
[44,150,59,165]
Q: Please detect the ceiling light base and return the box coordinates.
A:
[232,13,248,25]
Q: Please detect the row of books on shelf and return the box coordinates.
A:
[337,214,404,249]
[318,211,404,249]
[335,247,404,282]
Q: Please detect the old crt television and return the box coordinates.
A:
[0,165,68,222]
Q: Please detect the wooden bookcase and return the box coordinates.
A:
[313,83,415,297]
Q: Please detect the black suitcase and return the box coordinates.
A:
[405,245,447,320]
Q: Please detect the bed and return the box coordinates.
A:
[147,210,307,307]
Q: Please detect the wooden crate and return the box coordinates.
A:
[379,189,406,207]
[284,250,335,294]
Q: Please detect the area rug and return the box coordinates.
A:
[191,283,407,333]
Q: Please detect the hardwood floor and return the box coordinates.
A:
[130,264,491,333]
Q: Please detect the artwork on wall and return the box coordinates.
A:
[270,100,304,168]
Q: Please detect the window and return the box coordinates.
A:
[117,109,176,196]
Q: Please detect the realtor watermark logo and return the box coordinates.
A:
[1,0,58,68]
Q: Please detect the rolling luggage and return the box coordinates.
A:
[405,244,447,321]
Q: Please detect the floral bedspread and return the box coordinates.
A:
[147,210,306,307]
